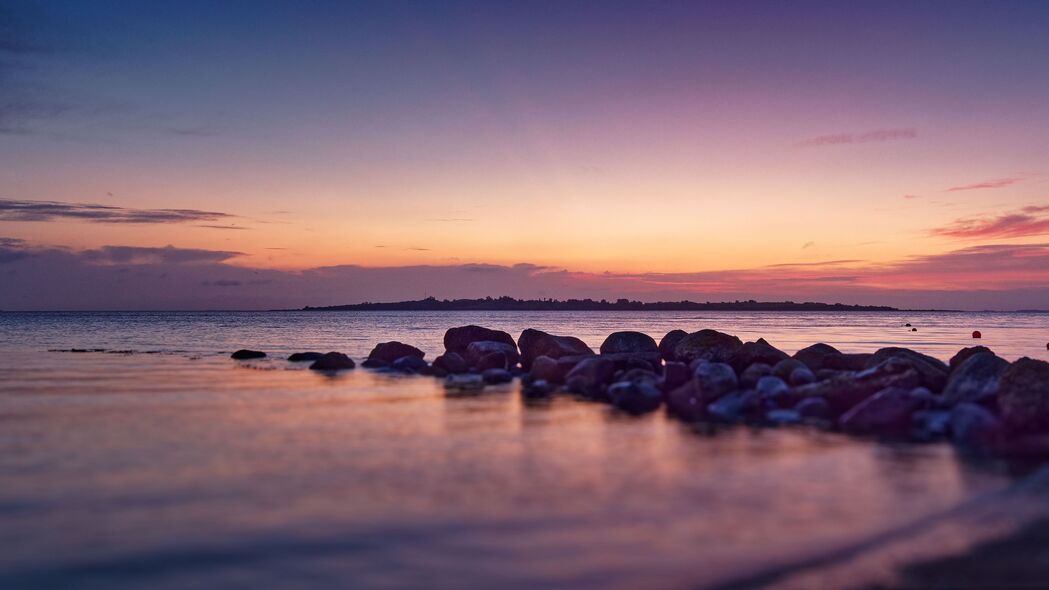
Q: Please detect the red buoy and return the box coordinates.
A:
[972,330,982,339]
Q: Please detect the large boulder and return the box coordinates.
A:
[673,329,743,365]
[432,352,468,376]
[731,338,789,373]
[693,361,738,399]
[464,340,520,368]
[600,331,659,355]
[564,356,617,397]
[838,387,924,435]
[998,357,1049,434]
[792,343,841,371]
[308,351,355,371]
[288,351,323,362]
[786,359,921,418]
[942,352,1008,406]
[949,346,994,372]
[444,325,516,356]
[658,330,688,362]
[864,347,949,392]
[518,329,594,370]
[367,341,425,365]
[608,380,663,414]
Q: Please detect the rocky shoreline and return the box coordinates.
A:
[231,324,1049,456]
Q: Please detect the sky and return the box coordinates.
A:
[1,0,1048,310]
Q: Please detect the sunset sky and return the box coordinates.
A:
[2,0,1048,310]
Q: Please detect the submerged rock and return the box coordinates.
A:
[308,352,355,371]
[658,329,688,362]
[231,349,266,360]
[942,352,1008,406]
[367,341,425,365]
[608,380,663,414]
[673,329,743,365]
[600,331,659,355]
[518,328,594,370]
[998,357,1049,434]
[444,325,516,356]
[288,351,324,362]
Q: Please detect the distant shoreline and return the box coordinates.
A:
[299,296,908,312]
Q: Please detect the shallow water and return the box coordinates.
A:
[1,311,1047,589]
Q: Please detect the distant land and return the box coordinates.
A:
[301,296,900,312]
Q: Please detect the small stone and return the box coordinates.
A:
[231,349,266,360]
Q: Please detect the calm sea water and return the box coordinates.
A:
[1,311,1048,589]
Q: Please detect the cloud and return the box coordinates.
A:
[945,177,1021,192]
[931,205,1049,239]
[0,198,235,225]
[903,194,920,200]
[802,241,815,249]
[79,245,243,265]
[797,128,917,147]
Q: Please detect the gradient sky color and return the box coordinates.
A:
[2,0,1048,309]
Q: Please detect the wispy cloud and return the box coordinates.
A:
[801,241,815,249]
[903,194,920,200]
[797,128,917,147]
[80,245,243,265]
[945,177,1021,192]
[0,198,235,225]
[931,205,1049,239]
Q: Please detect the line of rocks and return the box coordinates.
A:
[231,326,1049,456]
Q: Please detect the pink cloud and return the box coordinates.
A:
[797,128,916,147]
[945,177,1022,192]
[931,205,1049,239]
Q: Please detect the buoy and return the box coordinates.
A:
[972,330,982,339]
[911,328,917,332]
[905,323,912,327]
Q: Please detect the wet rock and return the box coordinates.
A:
[658,329,688,362]
[732,338,789,373]
[308,351,356,371]
[793,343,842,371]
[599,351,663,372]
[444,373,485,391]
[464,340,520,369]
[673,329,743,365]
[367,341,425,365]
[288,352,323,362]
[756,375,789,399]
[864,347,949,392]
[766,409,801,425]
[787,359,921,418]
[616,367,660,386]
[432,352,468,376]
[482,368,513,384]
[839,387,924,435]
[772,358,808,381]
[795,397,831,420]
[666,381,706,421]
[522,379,555,397]
[600,331,659,355]
[693,361,738,399]
[943,352,1008,406]
[951,402,1004,448]
[231,349,266,360]
[361,358,387,368]
[660,361,691,392]
[949,346,993,371]
[821,352,871,372]
[476,351,509,371]
[518,329,594,370]
[444,325,516,356]
[998,357,1049,434]
[789,367,816,386]
[707,390,759,422]
[912,410,952,441]
[564,356,617,397]
[391,355,430,375]
[529,355,565,383]
[608,380,663,414]
[739,363,773,389]
[972,330,982,339]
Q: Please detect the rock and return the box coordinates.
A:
[731,338,789,373]
[739,363,773,389]
[660,362,691,392]
[361,358,387,368]
[793,343,842,371]
[658,329,688,362]
[772,358,808,381]
[600,331,659,355]
[756,375,789,399]
[787,359,921,418]
[795,397,831,420]
[949,346,993,371]
[518,329,594,370]
[564,356,617,397]
[529,355,565,383]
[666,381,706,421]
[288,352,323,362]
[693,361,738,399]
[522,379,555,397]
[943,352,1008,406]
[477,351,509,371]
[308,352,356,371]
[432,352,469,376]
[608,380,663,414]
[998,357,1049,434]
[616,367,660,386]
[951,403,1004,448]
[912,410,952,440]
[789,367,816,386]
[821,353,871,371]
[865,347,949,392]
[444,325,517,356]
[464,340,520,368]
[231,349,266,360]
[707,390,758,422]
[391,355,430,374]
[444,373,485,391]
[839,387,924,435]
[367,341,425,365]
[598,351,663,373]
[482,368,513,384]
[972,330,982,339]
[766,409,801,425]
[673,330,743,365]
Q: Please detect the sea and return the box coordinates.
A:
[1,310,1048,589]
